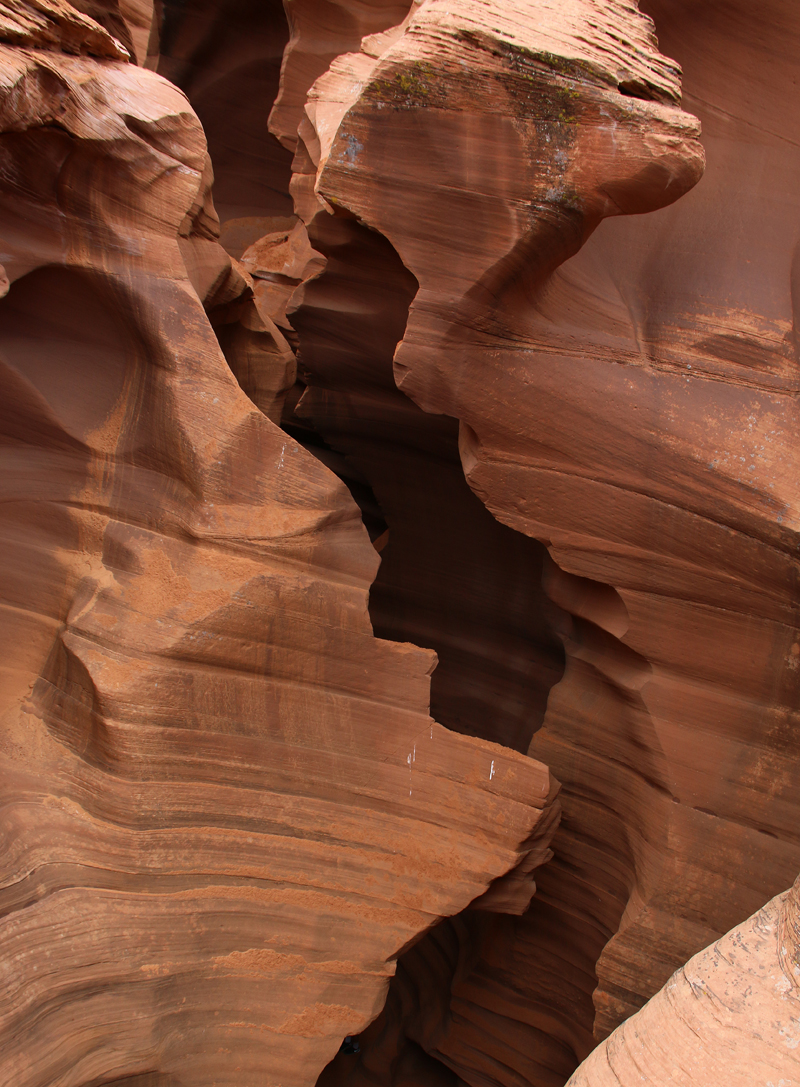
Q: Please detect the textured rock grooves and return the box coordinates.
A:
[0,7,560,1086]
[1,2,800,1087]
[264,0,799,1083]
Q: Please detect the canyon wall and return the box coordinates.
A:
[567,873,800,1086]
[0,0,798,1085]
[0,5,559,1085]
[281,2,800,1083]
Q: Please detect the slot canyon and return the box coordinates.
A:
[0,0,798,1085]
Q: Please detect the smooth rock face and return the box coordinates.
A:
[0,11,561,1086]
[2,0,800,1085]
[284,0,800,1082]
[566,874,800,1086]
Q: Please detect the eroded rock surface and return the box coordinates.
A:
[0,9,561,1085]
[277,0,800,1083]
[567,874,800,1086]
[2,0,800,1084]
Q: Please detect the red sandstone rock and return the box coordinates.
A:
[284,0,800,1082]
[147,0,315,425]
[0,9,561,1085]
[269,0,417,153]
[0,0,130,56]
[3,0,800,1083]
[118,0,151,63]
[566,874,800,1086]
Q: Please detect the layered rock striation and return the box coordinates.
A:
[276,0,800,1082]
[2,0,800,1085]
[0,7,561,1085]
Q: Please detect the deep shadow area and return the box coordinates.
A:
[368,416,564,753]
[153,0,294,221]
[288,212,565,753]
[289,212,568,1087]
[283,399,389,544]
[173,10,569,1069]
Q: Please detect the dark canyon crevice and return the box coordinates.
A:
[1,1,799,1085]
[275,0,800,1081]
[148,0,795,1082]
[287,212,570,1086]
[149,0,294,222]
[149,3,573,1083]
[288,212,566,756]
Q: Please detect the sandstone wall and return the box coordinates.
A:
[1,1,798,1085]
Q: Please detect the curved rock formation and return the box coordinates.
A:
[3,0,800,1083]
[0,9,561,1085]
[567,873,800,1086]
[268,0,418,153]
[279,0,800,1082]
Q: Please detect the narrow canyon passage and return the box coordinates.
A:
[149,0,800,1082]
[153,7,573,1079]
[0,0,799,1085]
